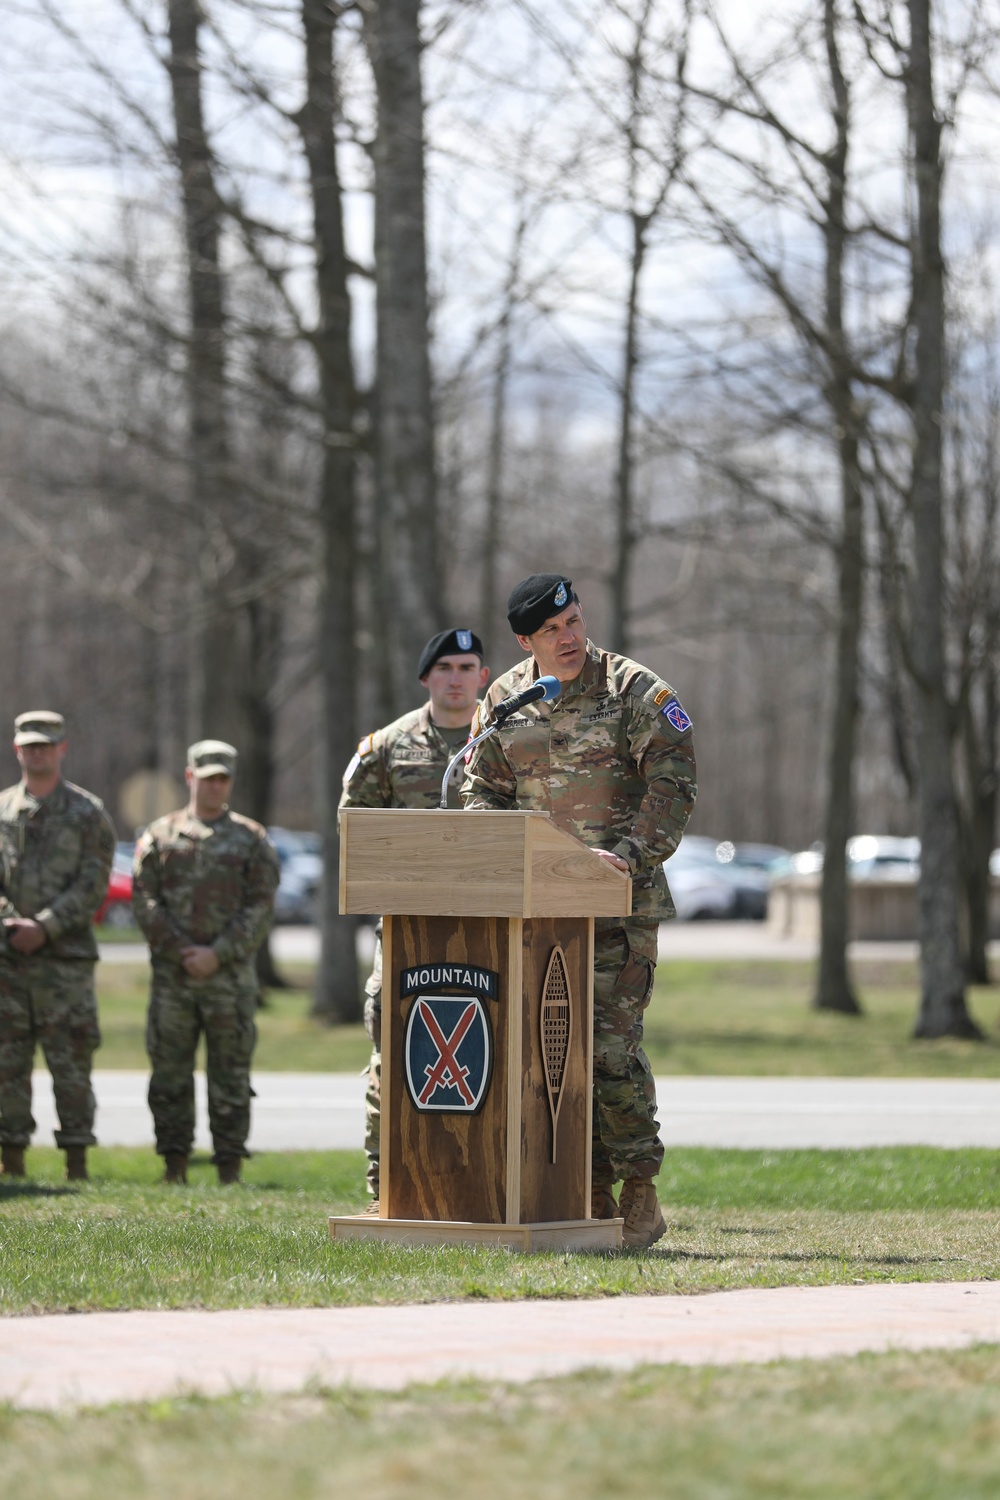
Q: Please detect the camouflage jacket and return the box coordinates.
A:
[462,642,697,919]
[339,702,472,813]
[0,778,115,961]
[132,808,279,972]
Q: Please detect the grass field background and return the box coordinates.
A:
[91,957,1000,1075]
[5,1348,1000,1499]
[2,1146,999,1314]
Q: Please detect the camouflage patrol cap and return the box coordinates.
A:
[187,739,238,778]
[14,710,66,746]
[506,574,579,636]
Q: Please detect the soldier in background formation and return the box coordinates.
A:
[339,628,490,1208]
[0,711,115,1181]
[463,574,697,1247]
[132,741,279,1186]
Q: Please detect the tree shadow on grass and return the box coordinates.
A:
[0,1182,77,1199]
[647,1245,958,1267]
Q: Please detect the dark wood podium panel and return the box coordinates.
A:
[383,914,514,1224]
[519,917,592,1224]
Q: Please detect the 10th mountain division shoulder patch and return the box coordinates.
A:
[661,698,693,733]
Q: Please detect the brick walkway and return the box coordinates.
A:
[1,1282,997,1411]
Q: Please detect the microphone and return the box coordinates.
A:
[491,675,562,723]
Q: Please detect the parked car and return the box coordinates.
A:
[773,836,921,882]
[95,844,136,929]
[269,827,323,925]
[663,836,790,921]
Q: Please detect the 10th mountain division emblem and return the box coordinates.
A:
[403,992,494,1113]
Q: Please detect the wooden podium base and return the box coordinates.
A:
[328,1215,623,1253]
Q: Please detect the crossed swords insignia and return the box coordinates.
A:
[416,998,478,1107]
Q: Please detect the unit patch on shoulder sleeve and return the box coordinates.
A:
[661,698,693,734]
[653,687,672,707]
[343,753,361,782]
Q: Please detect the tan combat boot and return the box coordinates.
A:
[217,1158,242,1186]
[1,1144,26,1178]
[591,1184,618,1220]
[163,1153,189,1185]
[359,1199,381,1217]
[65,1146,89,1182]
[618,1178,666,1248]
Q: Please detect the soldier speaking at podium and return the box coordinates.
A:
[339,629,490,1208]
[463,575,696,1247]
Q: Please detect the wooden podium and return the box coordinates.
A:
[328,809,631,1251]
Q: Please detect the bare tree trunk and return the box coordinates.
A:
[167,0,287,994]
[906,0,979,1038]
[609,209,647,658]
[297,0,361,1024]
[362,0,441,709]
[814,0,862,1015]
[482,209,529,659]
[166,0,243,744]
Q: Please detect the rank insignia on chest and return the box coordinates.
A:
[403,993,494,1113]
[662,699,693,733]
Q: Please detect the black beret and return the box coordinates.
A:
[417,628,484,679]
[506,574,578,636]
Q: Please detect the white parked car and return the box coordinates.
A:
[663,836,790,921]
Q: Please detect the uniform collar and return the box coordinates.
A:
[181,807,231,839]
[13,778,67,816]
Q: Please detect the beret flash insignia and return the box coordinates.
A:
[554,581,568,607]
[457,629,473,651]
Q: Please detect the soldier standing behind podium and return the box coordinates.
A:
[0,711,115,1182]
[462,575,697,1247]
[132,741,279,1186]
[339,629,490,1208]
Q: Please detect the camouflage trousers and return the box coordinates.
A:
[0,957,100,1149]
[591,916,663,1186]
[146,964,258,1162]
[362,917,662,1194]
[362,922,383,1197]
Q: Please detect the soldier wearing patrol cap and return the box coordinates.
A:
[463,574,697,1247]
[339,628,490,1208]
[0,711,115,1181]
[132,740,279,1184]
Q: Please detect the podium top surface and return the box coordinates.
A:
[339,808,631,918]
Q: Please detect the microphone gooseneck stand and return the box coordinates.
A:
[438,675,563,808]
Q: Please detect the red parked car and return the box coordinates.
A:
[94,845,136,929]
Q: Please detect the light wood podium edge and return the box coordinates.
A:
[328,1216,624,1252]
[379,915,393,1220]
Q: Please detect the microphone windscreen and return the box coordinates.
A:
[538,676,562,702]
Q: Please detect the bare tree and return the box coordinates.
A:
[298,0,363,1023]
[903,0,978,1035]
[362,0,443,716]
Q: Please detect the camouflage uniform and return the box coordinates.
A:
[339,702,470,1195]
[463,641,696,1185]
[132,808,279,1162]
[0,779,115,1149]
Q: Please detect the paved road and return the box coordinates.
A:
[1,1282,997,1411]
[102,923,1000,966]
[27,1071,1000,1151]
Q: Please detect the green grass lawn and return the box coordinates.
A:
[4,1347,1000,1498]
[2,1146,999,1315]
[92,956,1000,1074]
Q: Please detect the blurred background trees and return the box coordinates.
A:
[0,0,996,1027]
